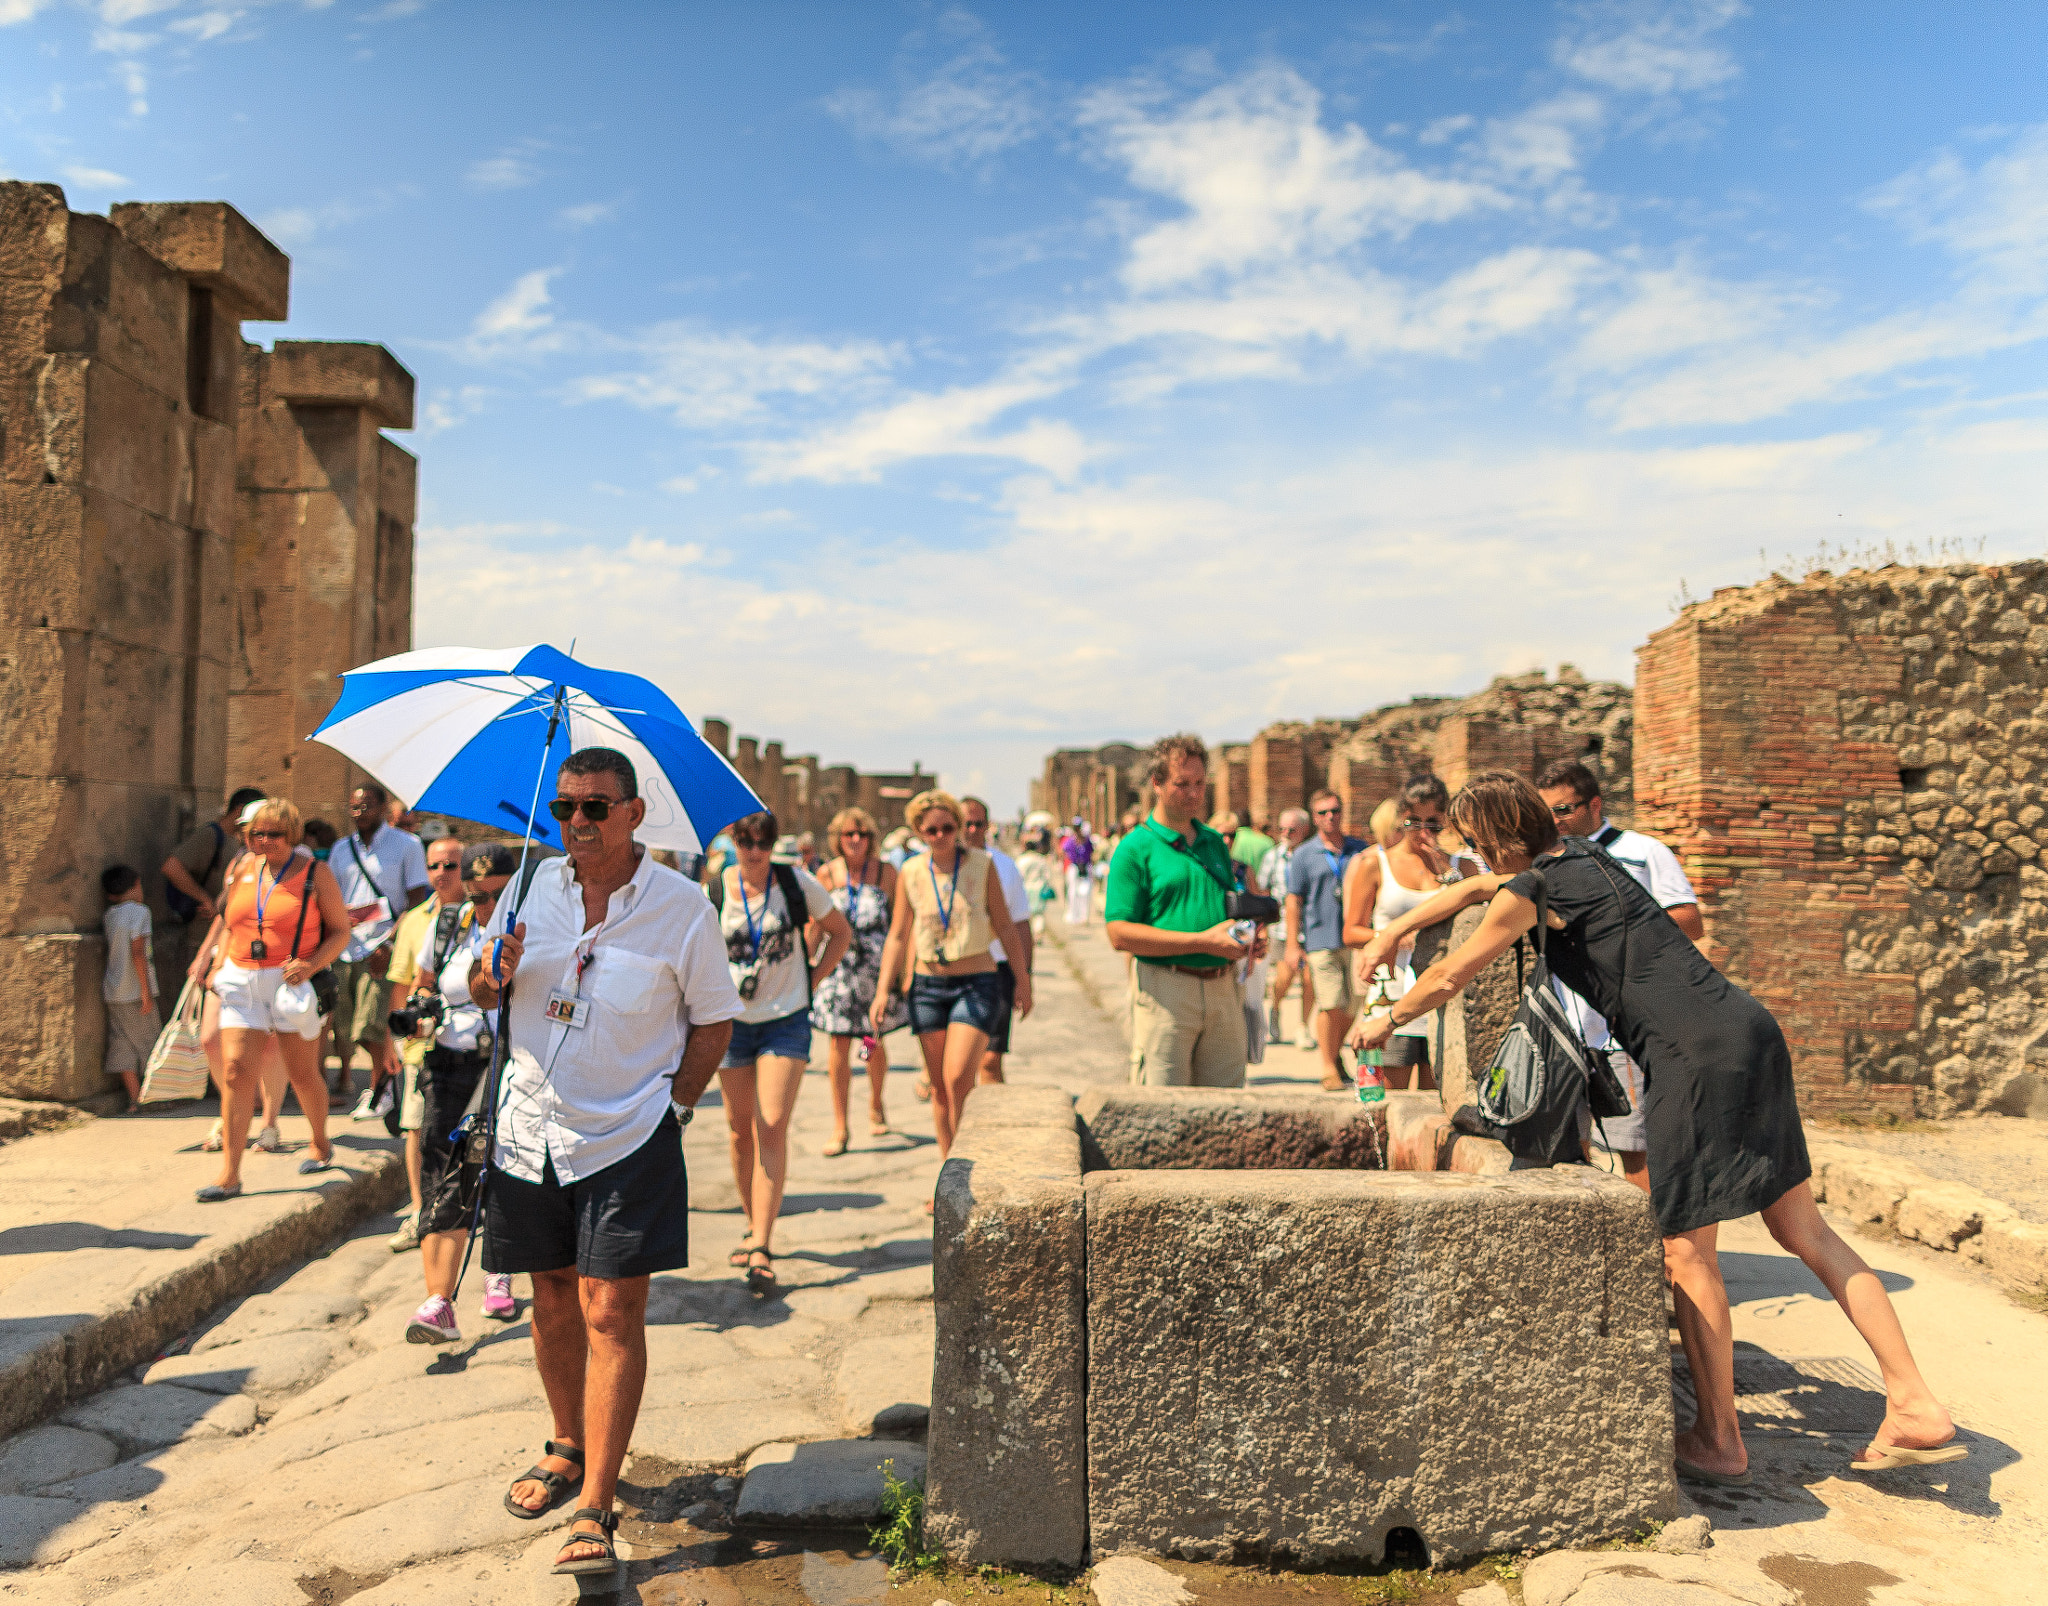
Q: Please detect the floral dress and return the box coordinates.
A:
[810,869,909,1037]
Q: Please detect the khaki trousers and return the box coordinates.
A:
[1128,962,1248,1088]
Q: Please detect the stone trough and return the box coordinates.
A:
[925,1083,1674,1571]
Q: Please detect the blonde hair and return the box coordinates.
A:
[246,797,303,846]
[827,806,880,845]
[1210,810,1241,835]
[1368,798,1401,849]
[905,789,965,832]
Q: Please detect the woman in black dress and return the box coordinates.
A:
[1354,771,1961,1485]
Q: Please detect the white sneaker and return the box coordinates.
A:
[350,1088,378,1121]
[372,1080,397,1118]
[252,1125,282,1153]
[481,1274,517,1322]
[388,1213,421,1252]
[405,1295,460,1345]
[1295,1031,1319,1051]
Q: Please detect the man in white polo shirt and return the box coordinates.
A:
[1537,758,1706,1190]
[329,781,430,1112]
[961,796,1032,1084]
[469,747,740,1578]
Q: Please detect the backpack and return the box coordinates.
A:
[770,862,817,1005]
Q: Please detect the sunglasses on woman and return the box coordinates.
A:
[841,829,873,840]
[549,797,621,822]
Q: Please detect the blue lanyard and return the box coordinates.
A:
[1323,843,1349,880]
[253,857,282,935]
[929,850,960,933]
[738,874,766,959]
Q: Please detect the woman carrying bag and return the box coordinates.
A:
[199,798,352,1202]
[1352,770,1962,1486]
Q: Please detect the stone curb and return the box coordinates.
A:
[0,1148,407,1441]
[1808,1136,2048,1298]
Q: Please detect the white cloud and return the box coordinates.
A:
[661,467,719,494]
[0,0,57,24]
[573,325,899,428]
[418,384,492,436]
[1082,65,1505,292]
[168,9,237,40]
[827,16,1038,167]
[556,198,619,229]
[1866,122,2048,297]
[61,162,130,189]
[749,373,1092,484]
[462,268,570,359]
[1554,0,1745,97]
[1478,91,1606,187]
[466,152,539,191]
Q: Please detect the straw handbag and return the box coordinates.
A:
[140,975,211,1103]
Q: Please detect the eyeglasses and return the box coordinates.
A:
[1401,817,1445,833]
[964,818,988,831]
[922,822,957,838]
[549,797,620,822]
[428,860,464,873]
[733,838,773,851]
[840,829,872,840]
[1313,807,1342,817]
[1549,799,1587,819]
[247,829,287,841]
[467,886,503,905]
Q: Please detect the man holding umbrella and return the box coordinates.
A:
[469,747,741,1577]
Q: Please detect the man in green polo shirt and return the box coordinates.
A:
[1106,733,1256,1087]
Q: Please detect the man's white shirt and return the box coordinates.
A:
[1554,828,1698,1050]
[331,823,429,962]
[985,846,1030,965]
[423,908,489,1052]
[483,849,741,1183]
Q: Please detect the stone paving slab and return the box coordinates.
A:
[0,1101,403,1439]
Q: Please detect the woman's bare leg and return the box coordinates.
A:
[275,1031,331,1159]
[1760,1180,1955,1455]
[258,1038,287,1130]
[935,1023,989,1159]
[918,1031,951,1149]
[747,1054,807,1255]
[825,1033,853,1153]
[866,1036,890,1131]
[214,1028,265,1190]
[1665,1222,1745,1478]
[719,1063,759,1245]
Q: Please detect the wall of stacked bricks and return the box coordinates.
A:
[700,716,937,842]
[1638,565,2048,1119]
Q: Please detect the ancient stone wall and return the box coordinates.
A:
[1030,742,1147,828]
[701,718,935,841]
[0,182,419,1103]
[1638,563,2048,1118]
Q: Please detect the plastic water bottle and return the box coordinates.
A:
[1356,975,1389,1106]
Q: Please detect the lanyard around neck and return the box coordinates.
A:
[929,850,961,933]
[253,855,289,934]
[738,872,769,958]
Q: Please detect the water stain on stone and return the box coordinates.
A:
[1758,1552,1902,1606]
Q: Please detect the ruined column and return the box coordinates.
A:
[0,186,286,1099]
[229,340,415,809]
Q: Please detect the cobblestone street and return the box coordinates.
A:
[0,920,2044,1603]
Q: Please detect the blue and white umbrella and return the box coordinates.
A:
[308,644,761,855]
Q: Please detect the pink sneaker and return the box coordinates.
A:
[481,1274,517,1322]
[405,1295,460,1345]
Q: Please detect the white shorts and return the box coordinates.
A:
[213,962,322,1039]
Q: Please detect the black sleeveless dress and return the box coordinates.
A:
[1506,840,1810,1236]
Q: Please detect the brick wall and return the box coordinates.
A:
[1637,564,2048,1117]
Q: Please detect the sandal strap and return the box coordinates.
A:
[544,1440,587,1466]
[568,1507,619,1532]
[517,1465,570,1494]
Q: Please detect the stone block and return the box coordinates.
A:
[49,212,188,391]
[1520,1547,1791,1606]
[0,933,107,1102]
[267,340,414,428]
[1084,1167,1673,1566]
[1076,1085,1387,1171]
[58,1382,258,1455]
[108,200,289,322]
[736,1439,926,1527]
[834,1329,934,1436]
[142,1328,350,1397]
[0,180,67,283]
[0,1424,116,1496]
[925,1085,1086,1571]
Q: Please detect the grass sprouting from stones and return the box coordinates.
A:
[871,1459,944,1575]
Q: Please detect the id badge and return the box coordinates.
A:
[545,990,590,1029]
[248,937,268,960]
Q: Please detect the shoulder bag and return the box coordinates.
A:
[139,975,211,1103]
[286,858,341,1017]
[1475,862,1632,1133]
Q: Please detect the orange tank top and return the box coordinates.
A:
[222,852,322,969]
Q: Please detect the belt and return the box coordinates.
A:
[1160,963,1231,979]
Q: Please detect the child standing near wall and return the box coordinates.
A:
[101,866,158,1111]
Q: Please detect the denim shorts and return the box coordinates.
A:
[720,1008,814,1067]
[908,971,1001,1037]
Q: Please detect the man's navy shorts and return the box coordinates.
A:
[482,1109,689,1280]
[908,970,1000,1036]
[986,961,1016,1054]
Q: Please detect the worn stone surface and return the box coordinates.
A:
[143,1328,351,1397]
[1085,1166,1673,1566]
[0,1426,115,1496]
[1652,1514,1713,1554]
[58,1383,258,1453]
[1077,1086,1387,1171]
[925,1083,1087,1571]
[833,1328,934,1437]
[1089,1555,1196,1606]
[736,1439,926,1527]
[1520,1549,1793,1606]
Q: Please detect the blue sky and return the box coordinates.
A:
[5,2,2046,810]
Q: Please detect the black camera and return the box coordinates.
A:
[388,993,447,1038]
[1224,890,1281,924]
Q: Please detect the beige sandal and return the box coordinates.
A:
[1851,1441,1968,1472]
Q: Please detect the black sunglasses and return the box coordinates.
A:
[427,859,464,872]
[467,886,503,903]
[1401,817,1445,832]
[1549,799,1587,818]
[549,797,622,822]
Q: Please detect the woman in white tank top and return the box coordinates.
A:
[1340,774,1477,1089]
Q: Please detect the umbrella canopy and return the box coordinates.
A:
[308,644,761,854]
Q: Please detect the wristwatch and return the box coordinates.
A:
[673,1102,694,1126]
